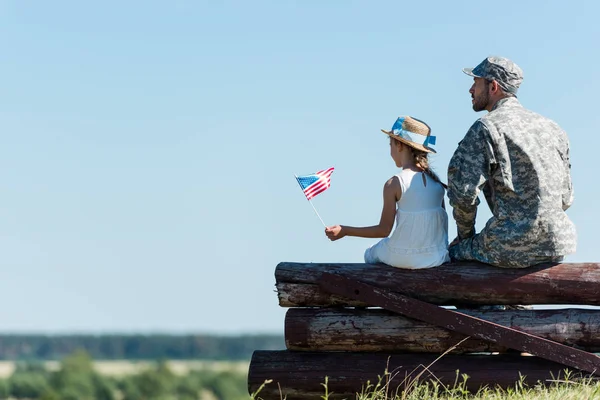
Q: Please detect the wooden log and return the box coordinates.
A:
[248,350,583,400]
[319,273,600,374]
[285,308,600,353]
[276,262,600,307]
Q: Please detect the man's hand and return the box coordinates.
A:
[325,225,346,241]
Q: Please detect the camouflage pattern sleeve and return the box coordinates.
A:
[561,139,574,210]
[448,120,494,240]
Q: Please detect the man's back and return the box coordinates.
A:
[448,97,576,267]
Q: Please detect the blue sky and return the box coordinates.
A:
[0,1,598,334]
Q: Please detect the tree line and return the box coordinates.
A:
[0,350,249,400]
[0,334,284,361]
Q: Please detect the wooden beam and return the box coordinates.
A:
[275,262,600,307]
[285,308,600,353]
[248,350,581,400]
[318,273,600,374]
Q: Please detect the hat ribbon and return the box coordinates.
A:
[391,128,436,147]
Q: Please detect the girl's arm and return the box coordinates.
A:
[325,176,400,241]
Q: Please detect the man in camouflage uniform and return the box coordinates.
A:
[447,56,576,268]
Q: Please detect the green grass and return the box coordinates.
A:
[354,368,600,400]
[251,369,600,400]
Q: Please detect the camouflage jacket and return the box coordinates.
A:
[448,97,576,262]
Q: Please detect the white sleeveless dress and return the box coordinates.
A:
[364,169,450,269]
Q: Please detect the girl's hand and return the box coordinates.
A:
[325,225,346,241]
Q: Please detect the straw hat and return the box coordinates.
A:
[381,116,436,153]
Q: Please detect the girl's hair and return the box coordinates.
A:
[409,147,448,189]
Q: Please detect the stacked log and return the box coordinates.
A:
[276,261,600,307]
[285,308,600,353]
[248,261,600,399]
[250,351,578,399]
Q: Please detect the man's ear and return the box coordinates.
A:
[490,80,500,94]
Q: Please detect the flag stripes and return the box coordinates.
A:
[296,167,334,201]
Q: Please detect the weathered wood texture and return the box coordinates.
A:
[285,308,600,353]
[318,273,600,374]
[249,350,583,400]
[276,262,600,307]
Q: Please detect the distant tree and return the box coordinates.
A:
[92,374,116,400]
[8,372,49,399]
[39,388,60,400]
[204,371,248,400]
[49,350,95,400]
[118,377,143,400]
[49,350,115,400]
[132,360,177,399]
[176,374,202,399]
[0,379,9,399]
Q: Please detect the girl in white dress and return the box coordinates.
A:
[325,116,450,269]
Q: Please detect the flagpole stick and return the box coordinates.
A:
[295,174,327,228]
[308,199,327,228]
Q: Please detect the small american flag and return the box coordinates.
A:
[295,167,335,201]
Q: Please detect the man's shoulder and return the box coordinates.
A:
[465,117,491,139]
[484,98,560,128]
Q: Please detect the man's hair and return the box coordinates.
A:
[486,79,516,98]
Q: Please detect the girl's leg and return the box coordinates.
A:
[364,241,384,264]
[364,246,377,263]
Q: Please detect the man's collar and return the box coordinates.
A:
[490,96,519,112]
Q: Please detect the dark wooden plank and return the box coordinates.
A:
[248,350,582,400]
[276,262,600,307]
[285,308,600,353]
[319,273,600,374]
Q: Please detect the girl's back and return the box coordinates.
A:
[365,169,450,269]
[396,169,445,212]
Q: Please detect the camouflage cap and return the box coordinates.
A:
[463,56,524,94]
